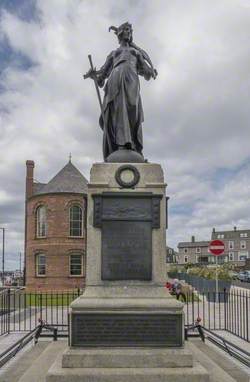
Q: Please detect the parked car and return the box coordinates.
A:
[229,271,238,280]
[237,271,250,282]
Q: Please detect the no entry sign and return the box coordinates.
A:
[209,240,225,256]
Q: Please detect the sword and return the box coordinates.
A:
[83,55,105,129]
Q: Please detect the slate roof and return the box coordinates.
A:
[34,161,88,195]
[166,246,178,255]
[33,182,46,194]
[178,241,210,248]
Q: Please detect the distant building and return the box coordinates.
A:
[211,227,250,265]
[177,236,212,265]
[166,246,178,263]
[25,159,88,291]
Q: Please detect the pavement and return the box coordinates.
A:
[0,332,25,355]
[0,336,249,382]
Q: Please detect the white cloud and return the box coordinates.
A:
[0,0,250,267]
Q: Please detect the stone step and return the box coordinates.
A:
[0,341,49,382]
[62,347,193,368]
[189,338,250,382]
[188,341,237,382]
[47,355,209,382]
[17,340,67,382]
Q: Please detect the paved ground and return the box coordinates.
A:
[204,334,250,380]
[232,281,250,290]
[0,333,26,355]
[0,337,249,382]
[215,330,250,353]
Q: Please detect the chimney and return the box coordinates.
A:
[234,226,237,231]
[191,235,195,243]
[26,160,34,200]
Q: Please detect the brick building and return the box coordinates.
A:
[25,159,88,291]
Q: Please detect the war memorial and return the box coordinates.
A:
[46,22,209,381]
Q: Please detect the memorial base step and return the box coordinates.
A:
[47,362,209,382]
[62,347,193,368]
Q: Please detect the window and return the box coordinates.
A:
[70,254,83,276]
[228,241,234,250]
[240,233,248,238]
[238,251,249,261]
[217,234,224,239]
[36,254,46,276]
[229,252,234,261]
[184,255,188,263]
[199,256,208,263]
[195,247,201,254]
[69,205,83,237]
[184,248,188,253]
[169,249,172,254]
[240,241,246,249]
[36,206,47,237]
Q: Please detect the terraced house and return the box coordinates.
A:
[177,236,211,265]
[211,227,250,265]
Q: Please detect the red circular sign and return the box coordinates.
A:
[209,240,225,256]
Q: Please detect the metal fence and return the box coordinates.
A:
[0,289,80,336]
[0,287,249,342]
[169,272,250,342]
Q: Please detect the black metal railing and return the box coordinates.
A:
[168,272,250,342]
[0,287,249,343]
[0,288,81,336]
[0,326,40,368]
[201,326,250,367]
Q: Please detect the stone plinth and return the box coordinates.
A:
[46,162,209,381]
[69,162,184,348]
[85,162,167,286]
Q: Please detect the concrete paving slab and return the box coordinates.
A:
[188,340,237,382]
[18,340,67,382]
[190,338,250,382]
[0,333,25,355]
[0,341,49,382]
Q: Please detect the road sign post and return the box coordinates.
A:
[209,240,225,303]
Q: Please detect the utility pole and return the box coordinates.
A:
[19,252,22,286]
[19,252,22,274]
[0,228,5,286]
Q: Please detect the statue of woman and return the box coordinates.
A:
[85,22,157,162]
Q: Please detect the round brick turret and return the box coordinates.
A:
[25,161,88,291]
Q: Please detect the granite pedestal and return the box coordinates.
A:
[46,162,209,381]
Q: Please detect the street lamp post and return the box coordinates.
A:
[0,228,5,286]
[19,252,22,274]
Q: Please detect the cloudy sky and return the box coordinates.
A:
[0,0,250,269]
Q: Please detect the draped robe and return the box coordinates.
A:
[97,46,153,160]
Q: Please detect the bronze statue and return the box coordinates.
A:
[84,22,157,162]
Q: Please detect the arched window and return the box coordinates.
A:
[69,205,83,237]
[36,205,47,237]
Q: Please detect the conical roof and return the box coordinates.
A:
[35,161,88,195]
